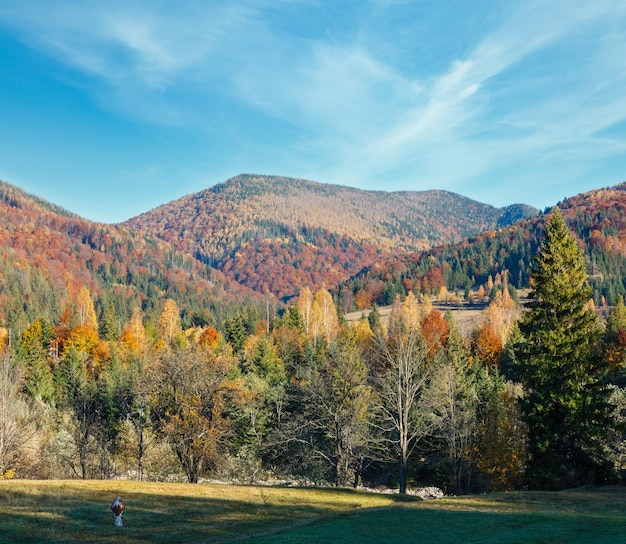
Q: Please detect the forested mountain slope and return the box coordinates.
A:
[0,180,257,334]
[124,174,537,300]
[337,183,626,310]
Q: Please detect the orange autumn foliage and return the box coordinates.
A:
[199,327,221,350]
[64,324,109,375]
[421,309,448,359]
[472,324,503,367]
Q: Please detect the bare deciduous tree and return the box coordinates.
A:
[372,323,437,494]
[0,354,40,477]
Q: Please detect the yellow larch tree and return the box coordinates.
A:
[297,287,314,336]
[420,295,433,321]
[482,288,518,346]
[159,299,182,347]
[76,286,98,331]
[402,291,420,330]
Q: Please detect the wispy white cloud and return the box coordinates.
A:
[1,0,626,209]
[0,2,263,81]
[0,1,273,124]
[318,0,626,201]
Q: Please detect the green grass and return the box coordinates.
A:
[0,481,624,543]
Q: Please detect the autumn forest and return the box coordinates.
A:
[1,176,626,494]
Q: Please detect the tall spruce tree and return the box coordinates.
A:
[514,209,615,489]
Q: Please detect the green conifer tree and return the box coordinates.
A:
[224,313,247,357]
[514,209,615,489]
[19,318,55,403]
[99,303,121,342]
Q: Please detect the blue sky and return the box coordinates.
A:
[1,1,625,223]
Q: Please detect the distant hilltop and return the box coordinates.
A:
[123,174,539,299]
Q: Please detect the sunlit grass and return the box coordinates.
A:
[0,480,624,543]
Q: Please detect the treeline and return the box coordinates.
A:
[3,218,625,493]
[0,285,521,492]
[0,245,258,345]
[337,184,626,311]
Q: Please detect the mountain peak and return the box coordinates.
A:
[124,174,538,300]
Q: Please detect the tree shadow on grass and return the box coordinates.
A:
[0,484,623,544]
[242,499,626,544]
[0,483,419,544]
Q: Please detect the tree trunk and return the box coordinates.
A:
[399,455,407,494]
[137,411,144,482]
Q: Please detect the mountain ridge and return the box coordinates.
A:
[123,174,538,299]
[0,178,258,332]
[126,174,536,251]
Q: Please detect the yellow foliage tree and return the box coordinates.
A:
[438,285,450,304]
[159,299,182,347]
[64,325,109,376]
[120,307,148,356]
[420,295,433,321]
[402,291,420,330]
[354,316,374,345]
[477,285,486,302]
[482,289,518,346]
[297,287,314,336]
[76,286,98,331]
[315,285,338,339]
[0,328,9,353]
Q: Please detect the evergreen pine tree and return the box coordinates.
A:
[19,318,55,402]
[224,313,247,356]
[99,303,121,342]
[514,209,615,489]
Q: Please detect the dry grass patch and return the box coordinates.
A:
[1,481,624,543]
[0,480,411,543]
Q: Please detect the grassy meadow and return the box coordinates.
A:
[0,480,624,543]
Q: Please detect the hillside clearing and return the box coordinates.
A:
[344,301,488,334]
[0,481,624,543]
